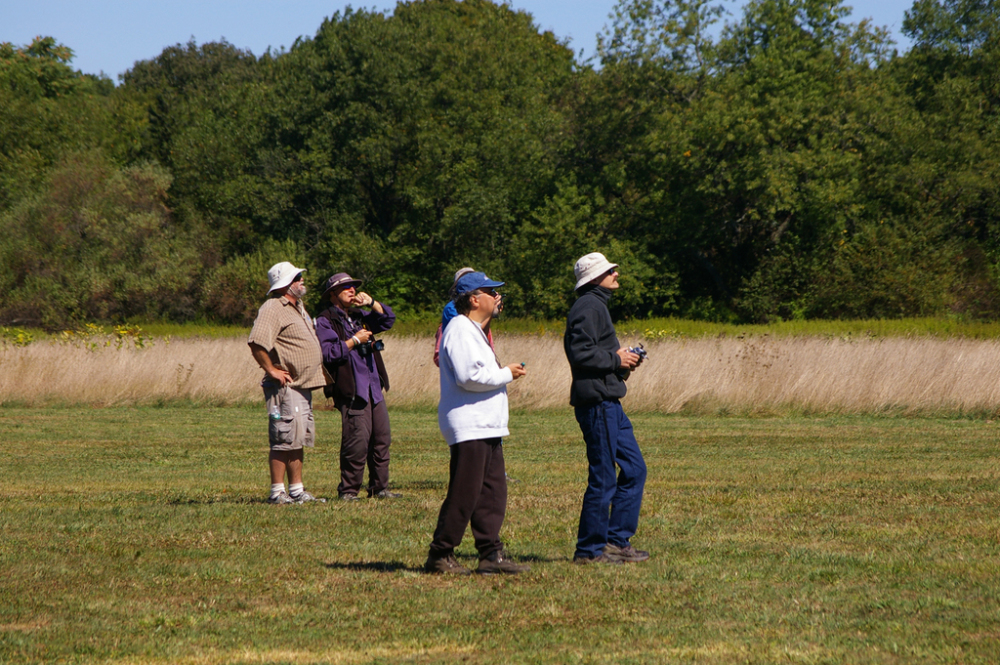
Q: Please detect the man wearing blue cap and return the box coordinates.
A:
[425,272,529,575]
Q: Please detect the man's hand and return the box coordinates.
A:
[266,366,293,386]
[250,342,292,386]
[507,363,527,380]
[352,291,384,313]
[351,329,373,346]
[617,348,641,369]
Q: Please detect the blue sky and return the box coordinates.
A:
[2,1,917,81]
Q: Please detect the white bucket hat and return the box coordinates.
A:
[267,261,306,294]
[573,252,618,290]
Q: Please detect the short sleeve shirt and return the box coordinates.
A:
[248,296,326,390]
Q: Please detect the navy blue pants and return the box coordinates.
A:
[574,400,647,559]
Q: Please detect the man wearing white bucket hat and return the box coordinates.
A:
[248,261,327,504]
[564,252,649,565]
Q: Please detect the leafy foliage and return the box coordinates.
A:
[0,37,135,211]
[4,0,1000,326]
[264,0,577,314]
[904,0,1000,54]
[0,154,201,326]
[200,239,310,326]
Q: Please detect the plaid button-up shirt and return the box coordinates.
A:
[248,296,326,390]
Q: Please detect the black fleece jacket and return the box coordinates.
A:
[563,285,626,407]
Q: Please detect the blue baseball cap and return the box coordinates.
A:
[454,271,505,296]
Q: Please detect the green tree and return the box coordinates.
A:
[579,0,906,320]
[200,239,310,325]
[0,37,137,211]
[904,0,1000,54]
[268,0,576,314]
[0,154,201,327]
[862,0,1000,318]
[119,40,270,255]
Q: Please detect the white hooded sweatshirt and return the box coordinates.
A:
[437,314,514,445]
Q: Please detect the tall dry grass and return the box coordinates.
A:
[3,334,1000,414]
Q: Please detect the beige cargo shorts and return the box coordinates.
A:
[263,383,315,451]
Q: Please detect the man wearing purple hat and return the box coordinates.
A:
[315,273,398,500]
[248,261,326,504]
[564,252,649,565]
[425,271,529,575]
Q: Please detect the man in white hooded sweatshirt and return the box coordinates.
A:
[425,271,529,575]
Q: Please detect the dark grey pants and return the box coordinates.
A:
[336,396,391,497]
[429,438,506,559]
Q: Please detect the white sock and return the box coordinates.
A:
[288,483,304,497]
[270,483,286,498]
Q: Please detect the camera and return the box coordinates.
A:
[356,338,385,357]
[629,344,648,361]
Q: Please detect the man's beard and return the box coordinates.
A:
[288,283,307,299]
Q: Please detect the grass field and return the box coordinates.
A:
[2,406,999,664]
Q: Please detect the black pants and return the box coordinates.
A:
[336,396,391,496]
[429,438,506,559]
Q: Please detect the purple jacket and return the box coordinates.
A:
[316,303,395,405]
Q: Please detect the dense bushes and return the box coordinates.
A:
[0,154,200,326]
[3,0,1000,327]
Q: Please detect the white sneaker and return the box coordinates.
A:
[267,491,295,505]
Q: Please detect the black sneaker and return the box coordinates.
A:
[424,553,472,575]
[573,553,624,565]
[477,550,530,575]
[603,543,650,563]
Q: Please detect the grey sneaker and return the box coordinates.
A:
[603,543,650,563]
[339,493,360,502]
[477,550,530,575]
[267,491,295,505]
[573,553,624,565]
[371,489,402,499]
[290,490,316,503]
[424,553,472,575]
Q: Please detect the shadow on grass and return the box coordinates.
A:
[167,495,331,505]
[323,553,563,573]
[324,561,424,573]
[168,495,263,505]
[454,552,565,564]
[394,479,446,491]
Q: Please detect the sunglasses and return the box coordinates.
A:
[476,289,499,298]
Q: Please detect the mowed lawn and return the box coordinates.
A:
[1,407,999,664]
